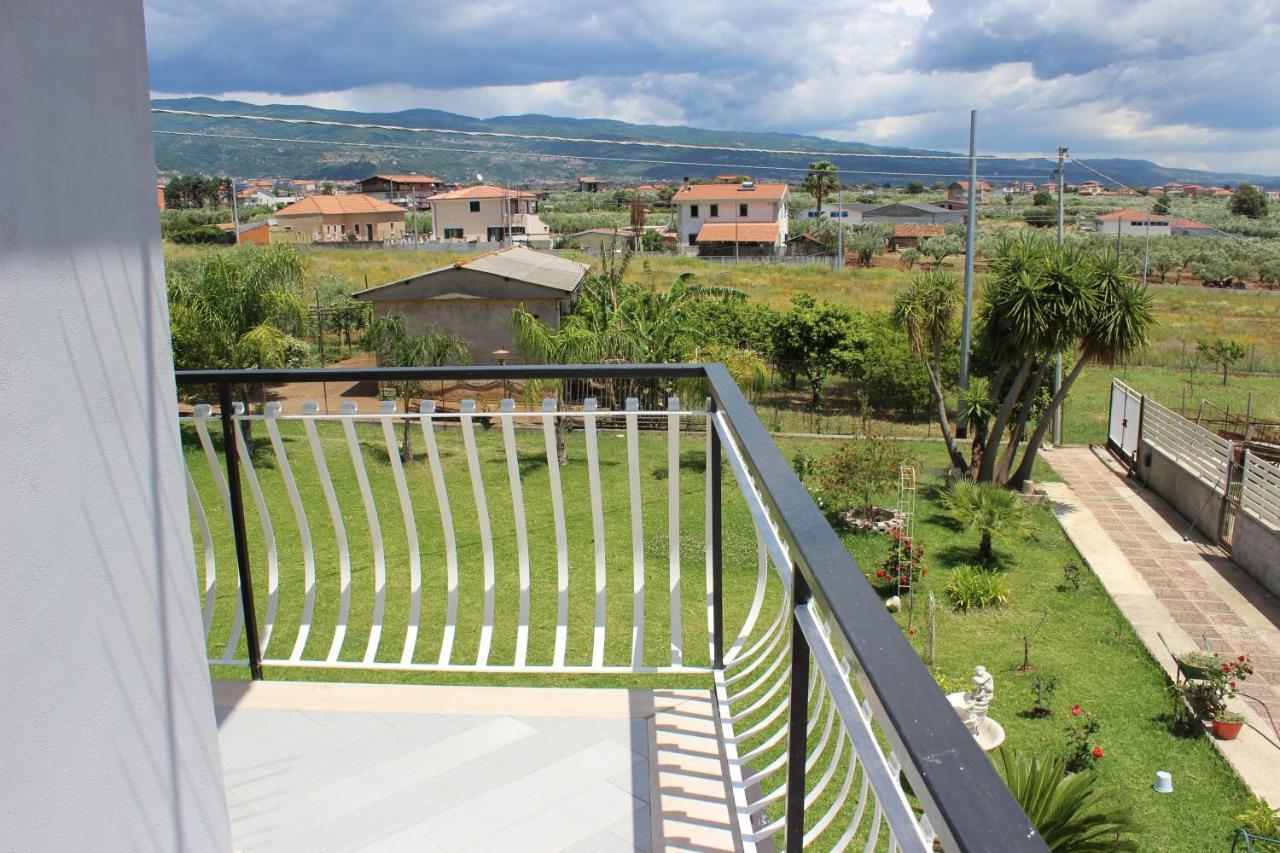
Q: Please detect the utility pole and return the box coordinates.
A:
[229,177,240,245]
[957,110,978,439]
[1052,146,1067,447]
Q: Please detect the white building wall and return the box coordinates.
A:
[0,2,232,850]
[675,198,786,245]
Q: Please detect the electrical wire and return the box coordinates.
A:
[151,107,1054,161]
[154,129,1052,181]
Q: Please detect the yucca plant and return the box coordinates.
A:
[1000,751,1137,852]
[945,565,1010,611]
[944,479,1034,561]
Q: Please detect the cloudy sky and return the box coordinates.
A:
[145,0,1280,174]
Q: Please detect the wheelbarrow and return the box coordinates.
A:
[1158,632,1217,683]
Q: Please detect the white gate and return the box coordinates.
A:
[1108,379,1143,461]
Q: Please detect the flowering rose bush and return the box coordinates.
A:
[1184,652,1254,719]
[1064,704,1104,772]
[870,528,926,592]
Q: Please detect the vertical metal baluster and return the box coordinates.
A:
[192,405,242,662]
[460,400,496,666]
[667,396,682,667]
[625,397,645,669]
[378,401,421,666]
[784,570,812,852]
[339,401,386,664]
[182,459,217,644]
[583,398,607,668]
[420,402,459,666]
[710,400,724,669]
[232,402,278,658]
[500,400,532,667]
[542,399,571,668]
[264,402,316,663]
[219,385,263,680]
[303,402,352,663]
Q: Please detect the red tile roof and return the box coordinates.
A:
[1170,218,1210,229]
[893,224,945,238]
[1094,208,1152,220]
[695,222,781,242]
[427,185,538,201]
[675,182,788,201]
[275,195,404,216]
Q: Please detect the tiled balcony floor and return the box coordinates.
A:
[213,680,737,852]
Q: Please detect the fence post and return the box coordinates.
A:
[784,569,812,852]
[709,400,724,670]
[219,383,264,681]
[1132,394,1146,474]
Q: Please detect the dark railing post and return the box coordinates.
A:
[784,569,812,852]
[219,384,264,681]
[709,400,724,670]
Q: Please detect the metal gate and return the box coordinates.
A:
[1107,379,1143,462]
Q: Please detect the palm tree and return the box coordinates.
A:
[1000,751,1137,852]
[168,245,310,448]
[1007,250,1153,489]
[891,270,966,470]
[361,314,470,462]
[802,161,841,213]
[943,479,1033,561]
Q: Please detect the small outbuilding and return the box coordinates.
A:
[351,246,589,364]
[892,223,945,251]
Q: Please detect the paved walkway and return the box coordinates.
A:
[1044,446,1280,801]
[214,681,737,852]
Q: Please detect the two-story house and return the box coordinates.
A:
[358,174,445,207]
[671,181,789,255]
[947,181,992,204]
[426,185,550,245]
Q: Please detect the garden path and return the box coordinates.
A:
[1044,445,1280,802]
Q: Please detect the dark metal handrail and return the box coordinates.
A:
[175,364,1044,852]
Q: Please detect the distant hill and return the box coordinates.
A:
[151,97,1279,189]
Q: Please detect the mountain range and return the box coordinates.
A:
[151,97,1279,190]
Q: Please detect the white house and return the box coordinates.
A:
[242,190,296,207]
[671,181,789,253]
[1094,209,1171,236]
[796,202,875,224]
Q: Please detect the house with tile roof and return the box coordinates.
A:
[425,185,549,245]
[272,194,405,243]
[891,224,945,251]
[1094,209,1171,236]
[947,181,992,204]
[358,174,445,206]
[670,180,789,254]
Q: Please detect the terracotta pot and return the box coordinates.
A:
[1211,718,1245,740]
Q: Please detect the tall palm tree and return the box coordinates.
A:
[803,161,841,213]
[361,314,470,462]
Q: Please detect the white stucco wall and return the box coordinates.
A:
[0,2,232,850]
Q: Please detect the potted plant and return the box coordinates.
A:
[1183,653,1254,738]
[1211,710,1246,741]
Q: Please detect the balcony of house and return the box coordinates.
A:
[179,364,1043,853]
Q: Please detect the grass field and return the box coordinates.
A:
[186,414,1251,850]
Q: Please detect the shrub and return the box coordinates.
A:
[1064,704,1104,772]
[1000,751,1138,851]
[1236,796,1280,839]
[1030,674,1058,717]
[943,480,1034,561]
[945,566,1009,611]
[849,318,935,417]
[812,437,912,515]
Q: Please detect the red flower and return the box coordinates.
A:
[1239,655,1247,662]
[1230,681,1237,689]
[1092,746,1105,759]
[875,570,885,578]
[1223,662,1231,672]
[1071,705,1082,716]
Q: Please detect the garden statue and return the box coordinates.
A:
[946,665,1005,751]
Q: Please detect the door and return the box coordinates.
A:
[366,223,374,241]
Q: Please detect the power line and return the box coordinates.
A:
[151,107,1054,162]
[154,129,1052,181]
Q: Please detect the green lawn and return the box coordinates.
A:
[1063,364,1280,447]
[186,417,1251,850]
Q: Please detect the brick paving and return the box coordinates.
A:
[1048,447,1280,725]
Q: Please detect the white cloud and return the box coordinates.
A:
[145,0,1280,175]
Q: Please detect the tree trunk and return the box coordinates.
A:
[401,409,415,464]
[979,532,993,562]
[1009,357,1089,490]
[555,389,569,465]
[979,356,1033,482]
[995,358,1054,484]
[923,357,966,470]
[1222,365,1228,385]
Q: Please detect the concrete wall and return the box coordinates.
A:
[0,2,231,850]
[1232,510,1280,599]
[370,297,565,364]
[1136,439,1226,541]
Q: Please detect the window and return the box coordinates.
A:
[709,204,719,217]
[469,200,481,213]
[740,203,748,217]
[443,227,464,239]
[690,204,699,218]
